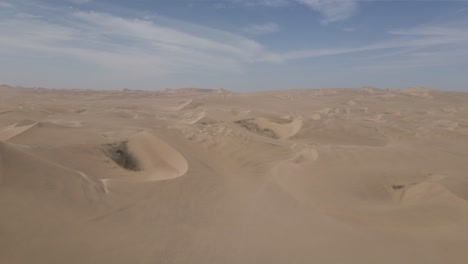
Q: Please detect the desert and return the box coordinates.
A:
[1,84,468,263]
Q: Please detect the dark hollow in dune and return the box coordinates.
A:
[102,141,141,171]
[392,184,405,190]
[235,119,279,139]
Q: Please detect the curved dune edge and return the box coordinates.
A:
[289,147,319,164]
[99,129,145,141]
[179,111,207,125]
[401,182,468,206]
[48,120,87,128]
[0,120,38,141]
[103,132,189,184]
[165,99,203,112]
[237,116,303,139]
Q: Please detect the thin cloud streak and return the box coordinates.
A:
[264,31,468,62]
[242,22,280,35]
[0,3,269,75]
[297,0,357,23]
[1,4,466,68]
[0,1,13,8]
[1,0,467,89]
[232,0,358,23]
[232,0,288,7]
[68,0,92,4]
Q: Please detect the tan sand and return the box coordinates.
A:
[1,84,468,263]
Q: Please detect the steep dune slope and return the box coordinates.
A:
[0,141,106,203]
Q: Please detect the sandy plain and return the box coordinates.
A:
[1,84,468,263]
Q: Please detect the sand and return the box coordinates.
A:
[1,84,468,263]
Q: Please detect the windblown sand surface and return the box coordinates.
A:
[1,85,468,263]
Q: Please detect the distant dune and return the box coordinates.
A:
[1,85,468,264]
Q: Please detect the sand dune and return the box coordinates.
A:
[1,85,468,264]
[102,132,188,184]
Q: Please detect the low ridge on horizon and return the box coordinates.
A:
[1,84,455,93]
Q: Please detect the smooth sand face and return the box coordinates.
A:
[1,85,468,263]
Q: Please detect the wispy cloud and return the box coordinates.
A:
[15,12,42,19]
[0,1,13,8]
[264,26,468,62]
[2,2,467,62]
[231,0,357,23]
[232,0,288,7]
[242,22,280,35]
[343,27,355,32]
[457,7,468,12]
[68,0,92,4]
[1,2,466,66]
[0,2,269,76]
[354,49,468,71]
[353,26,468,71]
[1,0,467,89]
[296,0,357,24]
[389,26,468,37]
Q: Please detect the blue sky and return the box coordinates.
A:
[0,0,467,91]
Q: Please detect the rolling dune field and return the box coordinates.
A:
[1,85,468,263]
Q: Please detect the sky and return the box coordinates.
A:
[0,0,467,91]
